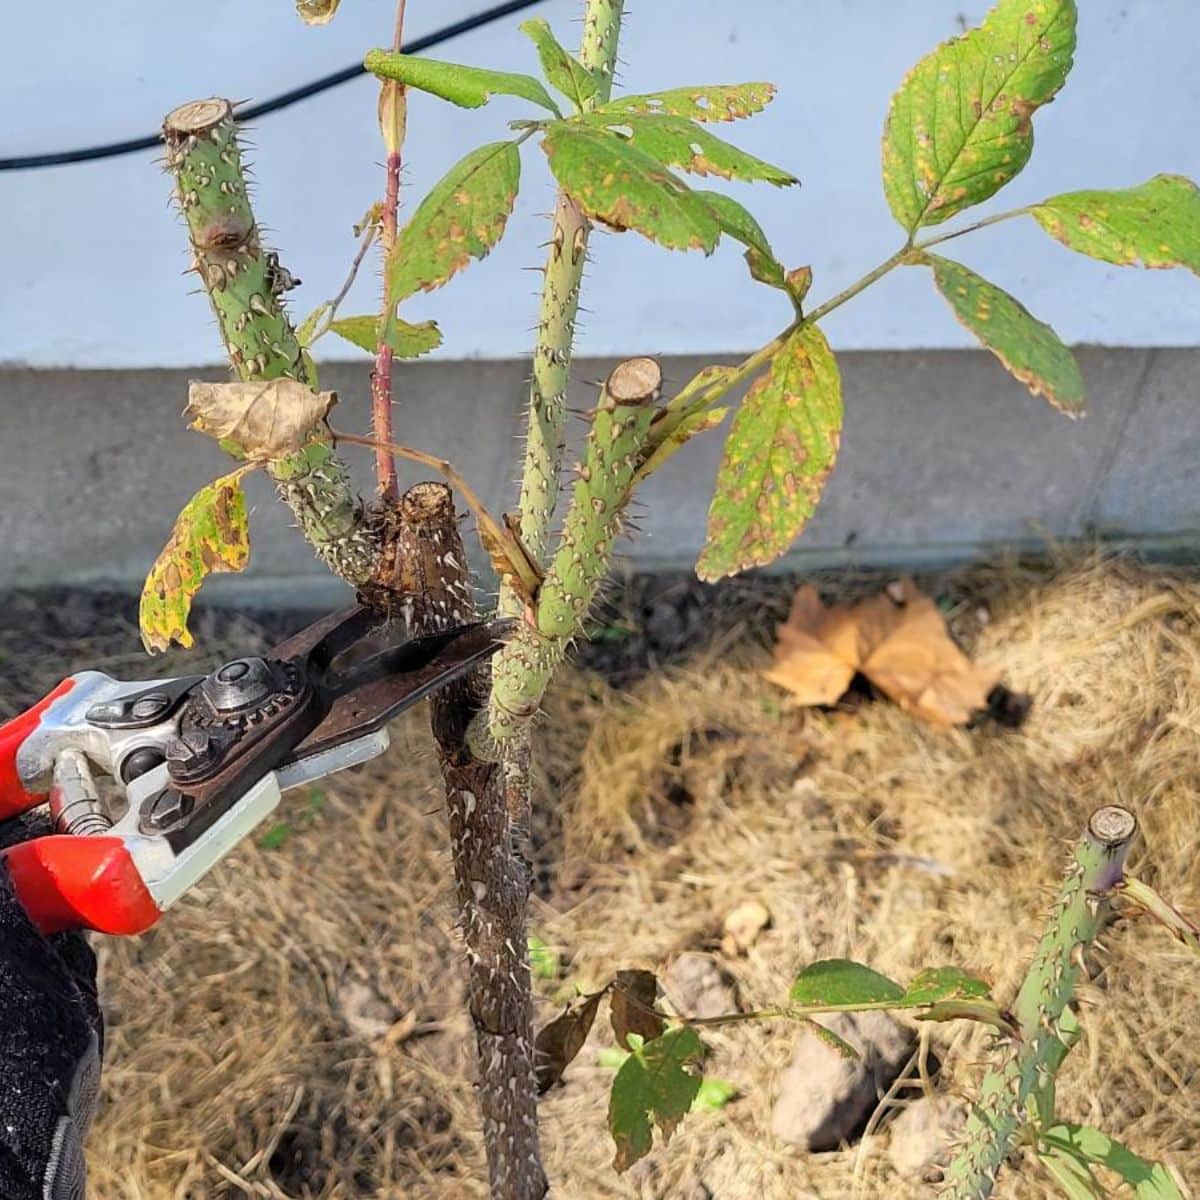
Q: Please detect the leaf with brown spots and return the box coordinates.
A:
[882,0,1076,231]
[139,468,252,653]
[697,324,842,581]
[597,83,777,123]
[541,122,721,252]
[764,578,1001,726]
[534,988,605,1093]
[611,970,665,1051]
[921,252,1084,414]
[609,1027,705,1172]
[582,113,797,187]
[1032,174,1200,275]
[389,140,522,302]
[186,379,338,460]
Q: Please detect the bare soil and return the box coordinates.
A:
[2,553,1196,1199]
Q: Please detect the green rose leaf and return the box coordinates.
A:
[1041,1124,1185,1199]
[608,1027,705,1172]
[899,966,992,1007]
[1032,174,1200,274]
[519,18,602,109]
[596,83,777,123]
[788,959,905,1007]
[329,314,443,359]
[697,323,842,581]
[139,468,252,652]
[582,113,797,186]
[922,252,1084,415]
[541,123,721,252]
[363,50,561,116]
[882,0,1076,231]
[390,140,521,302]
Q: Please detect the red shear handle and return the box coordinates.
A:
[3,835,161,935]
[0,678,76,820]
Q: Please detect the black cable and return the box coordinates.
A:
[0,0,548,172]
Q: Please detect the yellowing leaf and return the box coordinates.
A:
[186,379,337,461]
[296,0,339,24]
[697,324,842,581]
[1032,174,1200,274]
[882,0,1076,231]
[390,141,521,302]
[764,578,1001,726]
[363,51,561,116]
[923,253,1084,415]
[598,84,777,123]
[634,406,728,486]
[329,314,443,358]
[139,469,252,652]
[608,1027,704,1172]
[582,113,797,186]
[542,122,720,252]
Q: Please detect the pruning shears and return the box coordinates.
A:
[0,605,510,936]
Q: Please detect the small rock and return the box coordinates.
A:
[664,952,738,1019]
[338,979,397,1040]
[887,1095,966,1181]
[721,900,772,956]
[771,1011,915,1152]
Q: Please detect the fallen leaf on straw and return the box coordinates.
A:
[764,579,1000,726]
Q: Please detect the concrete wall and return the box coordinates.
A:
[3,349,1195,602]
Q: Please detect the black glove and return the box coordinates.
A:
[0,815,103,1200]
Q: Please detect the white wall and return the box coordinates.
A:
[3,1,1198,368]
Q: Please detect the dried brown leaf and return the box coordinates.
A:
[186,380,337,461]
[765,578,999,727]
[534,989,605,1093]
[611,969,665,1051]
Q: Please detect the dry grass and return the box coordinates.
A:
[71,554,1199,1199]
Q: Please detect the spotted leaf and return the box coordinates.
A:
[389,140,521,302]
[582,113,797,186]
[697,324,842,581]
[1032,174,1200,274]
[882,0,1076,231]
[597,83,777,123]
[541,123,720,252]
[363,50,560,116]
[140,469,252,652]
[922,253,1083,415]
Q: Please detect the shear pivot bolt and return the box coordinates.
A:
[132,694,169,720]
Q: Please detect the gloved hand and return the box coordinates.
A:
[0,814,103,1200]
